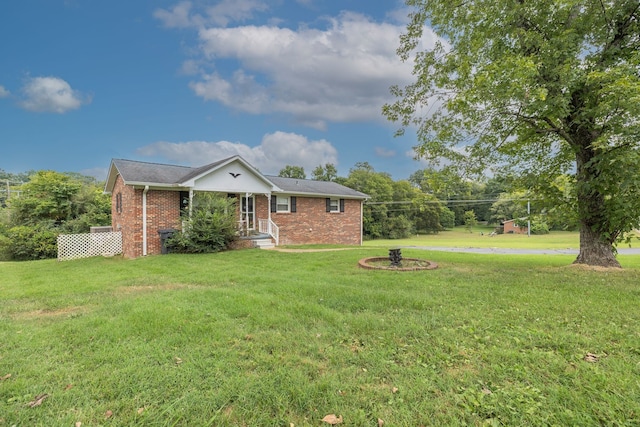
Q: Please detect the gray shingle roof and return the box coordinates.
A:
[106,157,368,199]
[111,159,195,185]
[265,175,367,199]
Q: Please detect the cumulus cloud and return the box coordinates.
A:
[20,76,89,113]
[137,131,338,174]
[154,0,268,28]
[156,4,441,129]
[154,1,196,28]
[0,85,9,98]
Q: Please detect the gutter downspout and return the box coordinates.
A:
[142,185,149,256]
[360,199,365,246]
[267,192,272,227]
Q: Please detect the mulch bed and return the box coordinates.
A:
[358,257,438,271]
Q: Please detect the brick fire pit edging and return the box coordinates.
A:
[358,257,438,271]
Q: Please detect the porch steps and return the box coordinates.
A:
[250,234,275,250]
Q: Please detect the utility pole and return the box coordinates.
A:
[527,199,531,237]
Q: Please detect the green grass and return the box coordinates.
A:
[1,250,640,425]
[365,227,585,250]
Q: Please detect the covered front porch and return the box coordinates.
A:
[232,192,280,246]
[176,156,284,248]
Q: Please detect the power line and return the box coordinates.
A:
[365,198,530,205]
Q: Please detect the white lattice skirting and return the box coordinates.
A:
[57,231,123,261]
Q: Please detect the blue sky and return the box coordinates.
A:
[0,0,439,181]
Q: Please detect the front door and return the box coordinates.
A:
[241,195,255,231]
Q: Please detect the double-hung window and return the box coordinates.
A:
[271,195,297,213]
[276,196,290,212]
[326,198,345,213]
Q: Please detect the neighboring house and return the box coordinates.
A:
[104,156,369,258]
[502,219,528,234]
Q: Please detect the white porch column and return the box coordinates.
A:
[267,192,272,224]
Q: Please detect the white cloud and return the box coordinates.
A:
[204,0,268,27]
[154,1,196,28]
[20,76,89,113]
[137,131,338,174]
[154,0,268,28]
[157,4,441,129]
[0,85,9,98]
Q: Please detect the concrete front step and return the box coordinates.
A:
[252,238,275,249]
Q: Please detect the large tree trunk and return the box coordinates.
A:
[573,146,622,268]
[574,225,621,268]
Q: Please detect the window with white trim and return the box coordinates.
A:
[276,196,290,212]
[326,198,344,213]
[271,195,297,213]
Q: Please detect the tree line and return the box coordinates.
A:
[0,169,111,260]
[280,163,579,240]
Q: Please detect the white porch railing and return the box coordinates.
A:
[258,219,279,246]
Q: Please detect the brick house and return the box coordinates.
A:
[104,156,368,258]
[502,219,528,234]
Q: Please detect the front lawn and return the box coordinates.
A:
[365,228,583,249]
[1,249,639,425]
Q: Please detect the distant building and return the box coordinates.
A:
[502,219,528,234]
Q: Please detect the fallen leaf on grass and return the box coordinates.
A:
[64,384,73,391]
[1,373,11,381]
[137,407,145,415]
[322,414,343,425]
[392,387,398,394]
[174,357,183,365]
[75,422,82,427]
[482,387,492,395]
[378,418,384,426]
[105,410,113,419]
[28,394,49,407]
[584,353,599,363]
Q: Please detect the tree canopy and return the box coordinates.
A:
[311,163,338,182]
[278,165,306,179]
[0,171,110,260]
[384,0,640,267]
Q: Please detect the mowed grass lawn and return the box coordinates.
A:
[365,227,585,250]
[1,247,640,425]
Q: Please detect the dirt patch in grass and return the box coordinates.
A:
[13,306,87,320]
[564,264,624,273]
[115,284,205,294]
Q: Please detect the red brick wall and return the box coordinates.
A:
[255,195,362,245]
[111,176,182,258]
[503,220,528,234]
[112,184,363,257]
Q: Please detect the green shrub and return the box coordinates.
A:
[167,194,237,254]
[439,207,456,229]
[464,210,478,233]
[6,225,58,260]
[530,221,550,235]
[0,233,11,261]
[383,215,414,239]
